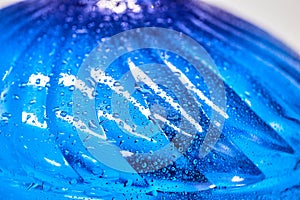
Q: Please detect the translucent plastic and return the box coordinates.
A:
[0,0,299,199]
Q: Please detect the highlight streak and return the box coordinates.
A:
[163,60,229,119]
[128,59,203,133]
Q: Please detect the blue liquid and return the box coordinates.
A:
[0,0,299,199]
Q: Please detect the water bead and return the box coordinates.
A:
[0,0,299,199]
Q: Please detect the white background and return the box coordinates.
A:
[203,0,300,53]
[1,0,299,53]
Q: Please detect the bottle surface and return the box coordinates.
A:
[0,0,299,199]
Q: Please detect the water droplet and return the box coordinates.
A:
[60,111,67,117]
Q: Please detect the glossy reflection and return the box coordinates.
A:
[0,0,299,199]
